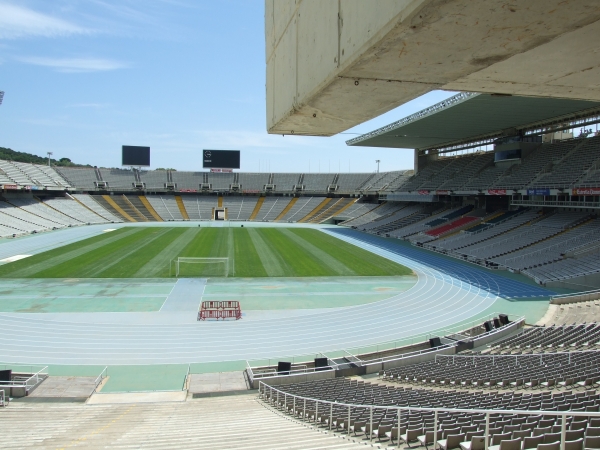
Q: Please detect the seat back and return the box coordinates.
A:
[543,433,561,444]
[469,436,486,450]
[536,443,560,450]
[523,435,544,450]
[585,436,600,449]
[564,438,584,450]
[499,438,522,450]
[447,433,466,449]
[492,433,513,446]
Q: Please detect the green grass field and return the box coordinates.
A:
[0,227,412,278]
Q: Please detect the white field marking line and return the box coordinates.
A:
[0,255,32,263]
[102,229,117,233]
[158,280,180,312]
[196,282,207,312]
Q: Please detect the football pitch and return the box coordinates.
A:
[0,226,412,278]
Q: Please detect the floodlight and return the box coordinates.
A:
[0,91,4,106]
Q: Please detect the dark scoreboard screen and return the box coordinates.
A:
[203,150,240,169]
[122,146,150,166]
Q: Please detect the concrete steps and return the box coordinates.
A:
[1,395,365,449]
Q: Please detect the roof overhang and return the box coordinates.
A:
[346,93,600,151]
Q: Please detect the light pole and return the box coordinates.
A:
[47,152,53,167]
[376,160,380,173]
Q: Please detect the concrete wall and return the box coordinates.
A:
[550,290,600,305]
[266,0,600,136]
[248,368,335,389]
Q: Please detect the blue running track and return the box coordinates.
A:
[328,228,555,299]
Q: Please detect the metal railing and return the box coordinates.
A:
[0,365,48,391]
[93,367,108,392]
[259,381,600,450]
[512,199,600,209]
[435,349,598,365]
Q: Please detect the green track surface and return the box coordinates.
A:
[0,279,174,313]
[0,227,411,279]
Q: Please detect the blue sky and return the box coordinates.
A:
[0,0,455,173]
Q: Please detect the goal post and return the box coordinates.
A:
[170,257,230,278]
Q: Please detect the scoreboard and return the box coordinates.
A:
[203,150,240,169]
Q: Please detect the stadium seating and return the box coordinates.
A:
[343,202,405,228]
[223,196,259,220]
[55,167,98,189]
[489,324,600,354]
[145,195,184,221]
[278,197,325,222]
[43,197,110,224]
[263,377,600,444]
[71,194,123,222]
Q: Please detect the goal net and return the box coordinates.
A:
[171,257,229,278]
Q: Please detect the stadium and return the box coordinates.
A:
[1,1,600,449]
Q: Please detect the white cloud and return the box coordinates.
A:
[0,2,88,39]
[18,56,129,73]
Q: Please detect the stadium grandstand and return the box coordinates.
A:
[2,2,600,449]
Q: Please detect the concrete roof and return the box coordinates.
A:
[266,2,600,136]
[346,93,600,150]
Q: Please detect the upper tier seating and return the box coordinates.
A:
[55,167,98,189]
[271,173,301,192]
[302,174,336,192]
[336,173,372,192]
[237,173,270,191]
[533,136,600,189]
[139,170,167,189]
[171,172,203,191]
[0,160,70,188]
[492,140,578,190]
[207,172,235,190]
[99,169,136,190]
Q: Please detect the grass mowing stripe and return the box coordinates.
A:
[246,228,290,277]
[277,228,356,276]
[95,228,183,278]
[179,227,217,258]
[34,228,169,278]
[258,228,332,276]
[232,228,267,278]
[0,228,139,278]
[133,227,199,278]
[292,228,412,276]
